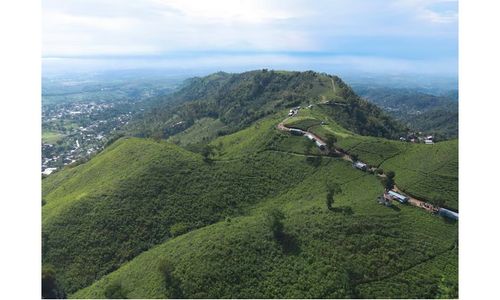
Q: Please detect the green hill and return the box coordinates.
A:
[42,71,457,299]
[72,151,457,299]
[126,70,406,142]
[42,136,328,293]
[279,104,458,210]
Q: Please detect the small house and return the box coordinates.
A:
[353,161,367,171]
[305,133,316,142]
[388,190,409,203]
[289,128,304,136]
[438,208,458,220]
[315,139,326,150]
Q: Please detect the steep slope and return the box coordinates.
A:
[126,70,406,142]
[275,104,458,210]
[42,135,328,293]
[42,71,457,298]
[72,157,457,299]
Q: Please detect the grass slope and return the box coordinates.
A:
[280,107,458,210]
[42,130,65,144]
[381,139,459,211]
[73,158,457,299]
[43,103,457,298]
[42,136,327,293]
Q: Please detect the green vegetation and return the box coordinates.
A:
[72,157,457,299]
[285,117,323,131]
[42,264,65,299]
[127,70,405,143]
[167,117,228,147]
[42,70,457,299]
[353,86,458,140]
[381,140,459,210]
[383,171,396,190]
[42,137,326,293]
[42,130,65,144]
[326,183,342,210]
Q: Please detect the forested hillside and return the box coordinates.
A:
[352,86,458,140]
[42,71,457,299]
[126,70,406,142]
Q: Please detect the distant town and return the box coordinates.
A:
[42,101,139,176]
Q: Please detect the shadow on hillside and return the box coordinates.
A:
[331,206,354,215]
[306,156,322,167]
[389,205,401,212]
[442,216,458,224]
[279,233,301,255]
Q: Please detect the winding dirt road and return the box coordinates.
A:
[276,114,446,216]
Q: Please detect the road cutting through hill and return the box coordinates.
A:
[276,114,450,216]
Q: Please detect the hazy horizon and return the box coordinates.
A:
[43,0,458,77]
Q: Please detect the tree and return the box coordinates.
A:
[325,133,337,152]
[383,171,396,190]
[201,144,215,162]
[350,153,359,162]
[42,265,65,299]
[158,259,183,298]
[266,208,285,240]
[104,282,127,299]
[326,183,342,210]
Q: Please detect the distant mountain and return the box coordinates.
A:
[126,70,407,141]
[352,86,458,140]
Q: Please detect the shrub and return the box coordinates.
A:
[169,222,190,237]
[42,264,65,299]
[104,281,127,299]
[266,208,285,240]
[326,183,342,210]
[158,259,183,298]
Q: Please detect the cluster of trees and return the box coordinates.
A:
[126,70,406,143]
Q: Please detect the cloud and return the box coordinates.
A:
[42,0,457,75]
[394,0,458,24]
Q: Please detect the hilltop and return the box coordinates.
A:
[42,70,458,298]
[126,70,406,142]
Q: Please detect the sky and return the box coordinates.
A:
[42,0,458,76]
